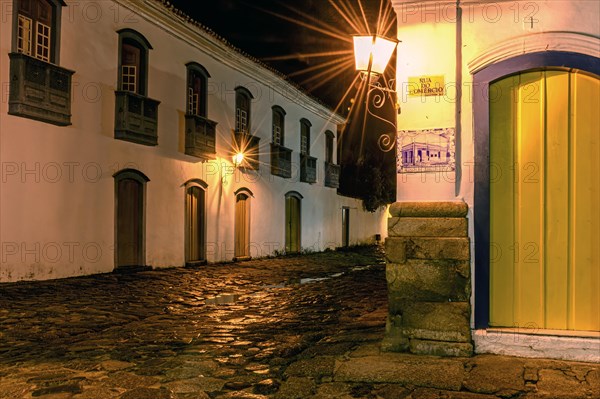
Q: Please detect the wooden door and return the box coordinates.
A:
[342,207,350,247]
[117,178,143,267]
[234,193,249,258]
[285,196,301,253]
[186,186,205,263]
[489,69,599,331]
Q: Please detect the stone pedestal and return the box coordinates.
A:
[382,201,473,357]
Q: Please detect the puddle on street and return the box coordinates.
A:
[257,265,378,289]
[207,264,378,304]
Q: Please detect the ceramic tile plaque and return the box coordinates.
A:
[396,128,456,173]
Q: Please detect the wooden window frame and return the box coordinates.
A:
[325,130,335,164]
[117,29,152,97]
[186,62,210,117]
[235,86,253,134]
[12,0,64,64]
[272,105,286,146]
[300,118,311,156]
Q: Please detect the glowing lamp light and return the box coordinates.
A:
[353,35,398,75]
[232,152,245,168]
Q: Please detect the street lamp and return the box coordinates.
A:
[353,35,398,77]
[232,152,245,168]
[352,34,398,153]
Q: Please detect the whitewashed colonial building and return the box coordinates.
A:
[0,0,387,282]
[388,0,599,361]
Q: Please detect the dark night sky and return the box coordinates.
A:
[169,0,395,111]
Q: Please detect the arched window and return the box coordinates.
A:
[114,29,159,146]
[186,62,210,117]
[323,130,340,188]
[14,0,64,63]
[235,86,253,134]
[270,105,292,178]
[300,118,311,155]
[325,130,334,164]
[234,87,259,170]
[9,0,73,126]
[117,29,152,96]
[272,105,286,146]
[299,119,316,183]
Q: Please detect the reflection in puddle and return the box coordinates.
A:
[299,276,330,284]
[351,265,373,272]
[205,294,240,305]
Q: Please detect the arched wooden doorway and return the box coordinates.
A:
[185,180,207,265]
[234,188,252,260]
[474,51,600,333]
[114,169,149,269]
[285,191,302,253]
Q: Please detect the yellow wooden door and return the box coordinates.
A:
[490,69,600,332]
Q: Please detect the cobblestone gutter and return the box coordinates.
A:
[382,201,473,356]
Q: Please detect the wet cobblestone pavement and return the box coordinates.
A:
[0,247,388,399]
[1,246,598,399]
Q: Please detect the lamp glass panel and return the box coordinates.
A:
[371,37,397,75]
[353,36,374,72]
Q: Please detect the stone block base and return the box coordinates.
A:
[384,201,473,357]
[409,339,473,357]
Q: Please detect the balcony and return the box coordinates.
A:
[234,132,260,171]
[324,161,340,188]
[185,114,218,159]
[114,91,160,146]
[300,154,317,184]
[8,52,75,126]
[270,144,292,178]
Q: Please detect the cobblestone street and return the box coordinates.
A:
[0,247,598,399]
[0,247,388,399]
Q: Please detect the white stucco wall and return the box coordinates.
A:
[394,0,600,205]
[0,0,387,282]
[391,0,600,360]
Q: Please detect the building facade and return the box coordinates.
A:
[0,0,387,282]
[388,0,599,361]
